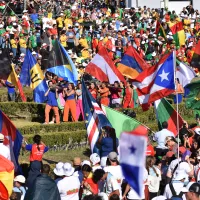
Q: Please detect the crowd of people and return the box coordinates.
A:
[0,0,200,200]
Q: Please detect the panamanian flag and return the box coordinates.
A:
[81,79,112,153]
[120,127,147,197]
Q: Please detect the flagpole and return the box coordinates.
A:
[174,50,180,161]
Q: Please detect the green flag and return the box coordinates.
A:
[102,105,148,138]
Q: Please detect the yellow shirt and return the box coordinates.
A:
[103,37,108,44]
[60,35,67,47]
[10,39,17,48]
[48,12,53,19]
[81,49,90,59]
[79,38,89,48]
[64,18,73,29]
[19,38,27,48]
[56,17,63,28]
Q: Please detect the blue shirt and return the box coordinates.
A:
[100,137,119,157]
[30,13,38,23]
[66,31,74,43]
[13,186,27,199]
[5,81,15,93]
[46,91,58,106]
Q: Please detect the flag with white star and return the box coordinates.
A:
[132,52,175,110]
[82,79,112,153]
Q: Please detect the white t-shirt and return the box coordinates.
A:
[168,159,192,182]
[148,166,161,193]
[0,143,11,160]
[154,129,174,149]
[57,176,80,200]
[127,168,148,199]
[164,181,186,200]
[105,172,120,198]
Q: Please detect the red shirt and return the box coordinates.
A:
[146,145,155,156]
[29,144,46,161]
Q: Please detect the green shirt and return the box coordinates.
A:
[0,28,5,36]
[29,35,37,48]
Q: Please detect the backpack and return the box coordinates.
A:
[169,183,184,200]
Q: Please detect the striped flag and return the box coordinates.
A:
[85,47,126,84]
[82,79,111,153]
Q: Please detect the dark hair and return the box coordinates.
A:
[93,169,105,183]
[42,164,50,174]
[162,121,168,129]
[110,128,117,153]
[68,83,75,90]
[83,195,102,200]
[176,78,180,84]
[146,156,159,177]
[33,135,41,151]
[81,164,92,173]
[110,194,120,200]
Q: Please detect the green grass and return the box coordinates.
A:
[19,147,90,165]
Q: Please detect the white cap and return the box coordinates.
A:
[75,23,79,26]
[152,52,157,57]
[53,162,65,176]
[0,133,4,141]
[100,37,103,40]
[108,36,112,39]
[141,41,145,44]
[81,160,91,167]
[20,53,25,57]
[60,13,64,16]
[14,175,26,183]
[188,42,193,48]
[63,163,75,176]
[68,50,72,54]
[41,43,48,47]
[23,10,28,13]
[90,153,100,166]
[32,51,37,55]
[0,24,3,28]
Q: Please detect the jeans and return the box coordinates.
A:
[8,93,15,101]
[12,48,17,57]
[20,48,26,54]
[0,36,5,48]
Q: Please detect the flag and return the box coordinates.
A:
[120,129,147,197]
[0,49,12,80]
[0,156,14,198]
[102,105,148,138]
[185,79,200,110]
[168,21,185,46]
[191,40,200,69]
[133,52,175,110]
[7,64,26,102]
[20,50,48,103]
[117,46,149,79]
[47,40,78,85]
[154,98,184,136]
[155,21,167,40]
[85,47,126,84]
[176,59,196,87]
[0,110,23,173]
[82,79,112,152]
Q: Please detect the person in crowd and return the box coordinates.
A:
[25,164,61,200]
[109,81,122,108]
[165,136,179,154]
[98,82,110,106]
[81,164,98,198]
[123,81,133,108]
[90,153,102,172]
[57,162,80,200]
[173,78,184,104]
[76,82,84,121]
[63,83,77,122]
[154,121,174,159]
[146,156,161,199]
[98,128,119,167]
[53,162,64,184]
[44,81,60,124]
[89,82,98,100]
[13,175,27,200]
[1,80,16,102]
[0,133,11,160]
[22,134,48,163]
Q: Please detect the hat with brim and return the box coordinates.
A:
[63,163,75,176]
[53,162,65,176]
[90,153,100,166]
[23,10,28,13]
[108,152,118,161]
[41,43,48,48]
[14,175,26,183]
[0,133,4,141]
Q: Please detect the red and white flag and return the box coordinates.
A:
[85,47,126,84]
[133,52,176,110]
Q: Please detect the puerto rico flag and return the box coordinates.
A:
[85,47,126,84]
[0,110,23,172]
[120,127,147,197]
[81,79,112,153]
[133,52,175,110]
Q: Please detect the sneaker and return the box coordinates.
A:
[49,121,54,124]
[43,122,48,125]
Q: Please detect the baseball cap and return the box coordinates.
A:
[81,160,91,167]
[179,146,186,154]
[108,152,118,161]
[166,151,174,158]
[14,175,26,183]
[90,153,100,166]
[183,182,200,195]
[0,133,4,141]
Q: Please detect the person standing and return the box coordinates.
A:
[76,83,84,121]
[98,82,110,106]
[123,81,133,108]
[44,81,60,124]
[173,78,184,104]
[63,83,77,122]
